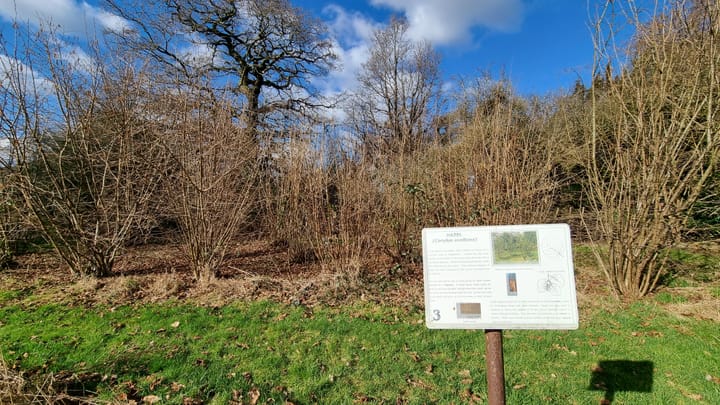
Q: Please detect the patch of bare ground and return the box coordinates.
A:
[3,240,717,318]
[3,239,424,309]
[661,287,720,322]
[660,241,720,321]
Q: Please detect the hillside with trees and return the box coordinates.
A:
[1,0,718,299]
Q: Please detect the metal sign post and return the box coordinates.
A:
[485,329,505,405]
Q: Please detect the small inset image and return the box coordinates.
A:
[507,273,518,296]
[492,230,539,265]
[456,302,482,319]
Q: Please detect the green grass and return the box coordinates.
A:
[0,289,23,305]
[1,298,719,404]
[653,291,688,304]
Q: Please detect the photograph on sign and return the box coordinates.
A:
[422,223,579,330]
[492,231,538,265]
[506,273,517,296]
[457,302,482,318]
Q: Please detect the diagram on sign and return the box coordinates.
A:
[537,272,564,295]
[541,243,566,259]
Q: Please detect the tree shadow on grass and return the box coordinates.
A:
[589,360,654,403]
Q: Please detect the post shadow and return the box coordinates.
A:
[588,360,654,403]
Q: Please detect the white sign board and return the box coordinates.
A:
[422,224,579,330]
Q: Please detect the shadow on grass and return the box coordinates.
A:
[589,360,654,403]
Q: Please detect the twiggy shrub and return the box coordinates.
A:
[587,0,720,297]
[266,136,377,282]
[0,181,16,269]
[0,32,162,277]
[428,99,559,226]
[0,351,24,404]
[373,150,428,264]
[264,136,327,263]
[159,90,258,283]
[375,93,561,263]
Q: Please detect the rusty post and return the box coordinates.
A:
[485,329,506,405]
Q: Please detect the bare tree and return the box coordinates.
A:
[106,0,336,136]
[347,18,441,156]
[0,28,163,277]
[586,0,720,297]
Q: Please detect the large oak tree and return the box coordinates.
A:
[107,0,336,135]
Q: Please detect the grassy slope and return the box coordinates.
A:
[1,296,719,404]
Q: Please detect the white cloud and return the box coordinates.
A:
[320,6,378,96]
[0,138,12,168]
[58,42,99,73]
[178,40,217,70]
[0,54,54,94]
[91,7,131,34]
[324,4,378,48]
[0,0,130,37]
[0,138,11,165]
[313,5,382,122]
[370,0,525,45]
[0,1,123,78]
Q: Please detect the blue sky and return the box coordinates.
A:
[0,0,601,99]
[305,0,597,96]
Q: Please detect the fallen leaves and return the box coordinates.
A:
[551,343,577,356]
[249,387,261,404]
[589,337,606,346]
[667,378,704,401]
[458,369,473,385]
[142,394,161,404]
[460,387,483,403]
[229,387,262,405]
[631,330,664,338]
[145,374,164,391]
[405,376,432,389]
[403,344,421,362]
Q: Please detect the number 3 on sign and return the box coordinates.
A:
[432,310,441,321]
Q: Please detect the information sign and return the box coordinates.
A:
[422,224,579,330]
